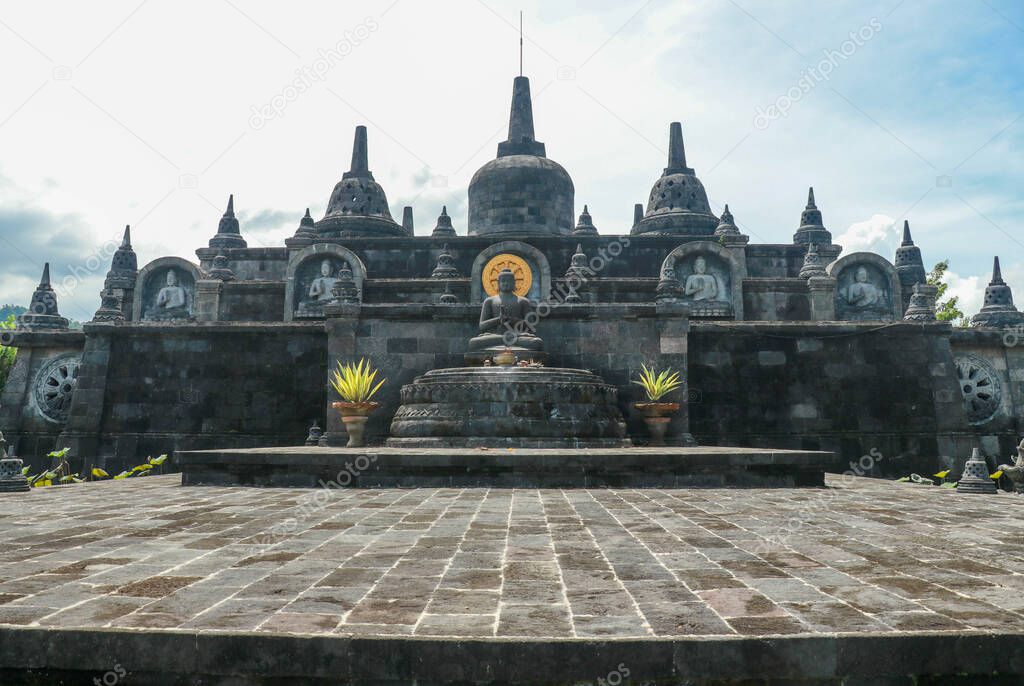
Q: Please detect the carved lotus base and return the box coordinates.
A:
[386,367,630,448]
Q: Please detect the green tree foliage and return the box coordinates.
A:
[0,314,17,391]
[927,260,969,327]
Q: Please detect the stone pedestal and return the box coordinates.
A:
[387,367,630,448]
[808,276,837,321]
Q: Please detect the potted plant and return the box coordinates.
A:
[632,364,684,447]
[329,358,386,448]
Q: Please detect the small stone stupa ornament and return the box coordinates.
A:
[0,432,30,493]
[431,244,460,279]
[564,244,589,303]
[894,220,927,289]
[92,289,125,322]
[293,208,317,240]
[958,447,997,494]
[208,194,248,249]
[208,254,236,282]
[19,263,69,330]
[713,204,742,239]
[431,206,457,238]
[971,257,1024,328]
[798,243,827,279]
[572,205,598,236]
[331,263,360,304]
[439,281,458,305]
[104,225,138,290]
[793,187,833,246]
[903,283,938,322]
[305,421,323,446]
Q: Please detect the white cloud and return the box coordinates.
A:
[834,214,899,258]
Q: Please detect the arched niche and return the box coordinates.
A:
[133,257,204,322]
[659,240,745,319]
[470,241,551,304]
[285,243,367,321]
[827,252,902,321]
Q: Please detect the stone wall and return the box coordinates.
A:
[0,331,85,460]
[322,302,692,446]
[59,323,325,471]
[688,321,968,476]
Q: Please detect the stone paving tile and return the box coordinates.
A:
[2,474,1024,639]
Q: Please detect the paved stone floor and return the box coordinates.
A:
[1,475,1023,639]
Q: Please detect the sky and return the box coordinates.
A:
[1,0,1022,323]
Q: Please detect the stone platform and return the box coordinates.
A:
[387,366,629,448]
[177,446,836,488]
[1,475,1024,684]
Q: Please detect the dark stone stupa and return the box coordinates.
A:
[632,122,718,236]
[793,187,832,246]
[468,76,574,236]
[972,256,1024,328]
[19,263,68,331]
[317,126,404,238]
[208,195,247,250]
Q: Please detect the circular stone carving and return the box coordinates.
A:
[955,355,1002,425]
[33,354,81,423]
[482,254,532,297]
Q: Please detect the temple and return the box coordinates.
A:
[1,73,1022,477]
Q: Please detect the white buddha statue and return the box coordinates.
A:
[155,269,187,310]
[308,260,340,302]
[684,257,720,301]
[844,266,882,308]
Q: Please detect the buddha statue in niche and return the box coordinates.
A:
[308,259,340,302]
[683,256,720,302]
[148,269,190,319]
[468,269,544,355]
[843,266,883,308]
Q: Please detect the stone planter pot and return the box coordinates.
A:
[331,401,380,448]
[634,402,680,447]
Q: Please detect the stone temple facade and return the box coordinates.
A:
[2,74,1023,476]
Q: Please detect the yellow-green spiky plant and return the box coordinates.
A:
[632,363,684,402]
[329,358,386,404]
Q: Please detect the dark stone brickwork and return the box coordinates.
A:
[218,281,286,321]
[59,323,325,471]
[689,321,968,476]
[337,303,690,446]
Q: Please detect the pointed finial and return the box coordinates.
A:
[497,76,545,157]
[633,203,644,226]
[992,256,1004,284]
[441,205,448,217]
[806,187,816,208]
[665,122,691,174]
[303,208,312,220]
[349,125,369,176]
[902,219,914,246]
[40,262,51,287]
[722,203,732,221]
[121,224,131,248]
[224,194,235,217]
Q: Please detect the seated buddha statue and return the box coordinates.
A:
[467,269,544,355]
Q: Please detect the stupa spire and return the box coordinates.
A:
[225,194,235,217]
[972,255,1024,328]
[18,262,68,330]
[497,76,545,157]
[793,186,831,246]
[346,125,371,178]
[992,256,1004,284]
[121,224,131,248]
[209,193,246,248]
[894,219,926,290]
[664,122,693,175]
